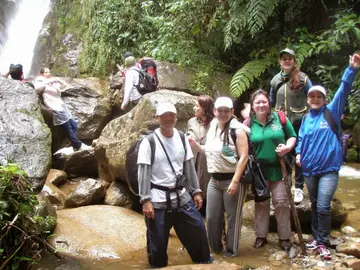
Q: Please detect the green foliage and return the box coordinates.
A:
[346,148,358,162]
[229,58,276,97]
[0,164,56,270]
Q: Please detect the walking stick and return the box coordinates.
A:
[279,157,307,255]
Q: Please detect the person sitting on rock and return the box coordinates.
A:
[2,63,34,88]
[137,102,212,268]
[121,56,142,111]
[34,67,91,152]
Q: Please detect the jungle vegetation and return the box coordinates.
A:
[54,0,360,120]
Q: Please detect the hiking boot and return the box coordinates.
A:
[279,239,291,252]
[306,238,318,250]
[294,188,304,203]
[317,245,332,260]
[253,237,268,249]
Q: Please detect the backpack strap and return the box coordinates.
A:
[146,133,156,165]
[323,107,341,143]
[276,111,287,130]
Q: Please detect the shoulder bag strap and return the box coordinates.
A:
[154,132,176,174]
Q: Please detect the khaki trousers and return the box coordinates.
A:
[255,179,291,240]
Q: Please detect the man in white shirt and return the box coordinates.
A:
[137,103,212,268]
[121,56,142,111]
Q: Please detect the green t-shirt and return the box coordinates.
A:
[249,112,296,181]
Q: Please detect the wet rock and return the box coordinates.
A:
[36,192,57,231]
[0,78,52,183]
[53,147,97,178]
[41,181,67,205]
[341,226,358,236]
[342,202,358,212]
[343,209,360,231]
[64,178,106,207]
[49,205,146,260]
[47,169,68,187]
[104,181,134,208]
[95,90,196,184]
[336,242,360,258]
[344,258,360,269]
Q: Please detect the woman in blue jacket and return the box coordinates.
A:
[295,53,360,260]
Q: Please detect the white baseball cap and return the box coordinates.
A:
[307,85,326,97]
[156,102,177,116]
[214,97,233,109]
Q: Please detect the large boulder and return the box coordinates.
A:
[0,78,52,185]
[39,77,112,151]
[64,178,106,207]
[104,181,134,208]
[95,90,196,183]
[48,205,146,260]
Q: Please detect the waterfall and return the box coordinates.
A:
[340,164,360,179]
[0,0,51,77]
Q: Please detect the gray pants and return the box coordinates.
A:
[255,179,291,240]
[206,177,248,256]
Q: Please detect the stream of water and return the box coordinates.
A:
[35,163,360,270]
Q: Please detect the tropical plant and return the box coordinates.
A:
[0,164,56,270]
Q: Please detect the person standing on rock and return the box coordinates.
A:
[34,67,91,152]
[270,48,313,204]
[296,53,360,260]
[121,56,142,111]
[137,102,212,268]
[246,90,296,252]
[189,97,249,257]
[186,95,215,216]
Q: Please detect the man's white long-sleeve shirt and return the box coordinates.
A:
[121,68,142,107]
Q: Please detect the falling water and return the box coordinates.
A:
[339,164,360,179]
[0,0,51,77]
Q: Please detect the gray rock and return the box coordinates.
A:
[95,90,196,184]
[65,178,106,207]
[53,147,97,178]
[104,181,134,208]
[0,78,52,185]
[336,242,360,258]
[47,169,68,187]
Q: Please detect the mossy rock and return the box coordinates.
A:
[346,148,358,162]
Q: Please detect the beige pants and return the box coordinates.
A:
[255,180,291,240]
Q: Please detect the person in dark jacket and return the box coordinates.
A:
[296,53,360,260]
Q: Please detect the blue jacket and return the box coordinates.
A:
[295,66,357,176]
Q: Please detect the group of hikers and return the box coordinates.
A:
[2,49,359,268]
[134,49,360,267]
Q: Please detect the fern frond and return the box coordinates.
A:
[247,0,279,36]
[229,58,276,97]
[224,1,247,49]
[291,43,313,66]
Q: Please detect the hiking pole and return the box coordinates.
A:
[279,157,307,256]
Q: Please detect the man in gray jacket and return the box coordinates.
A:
[137,102,211,268]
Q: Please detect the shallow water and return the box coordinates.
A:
[35,164,360,269]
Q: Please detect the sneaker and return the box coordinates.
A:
[306,238,317,250]
[294,188,304,203]
[279,239,291,252]
[253,237,268,249]
[317,245,332,260]
[74,143,92,151]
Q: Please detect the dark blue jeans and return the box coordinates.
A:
[145,200,211,268]
[60,118,82,149]
[305,171,339,245]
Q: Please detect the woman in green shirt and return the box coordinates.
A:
[248,89,297,251]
